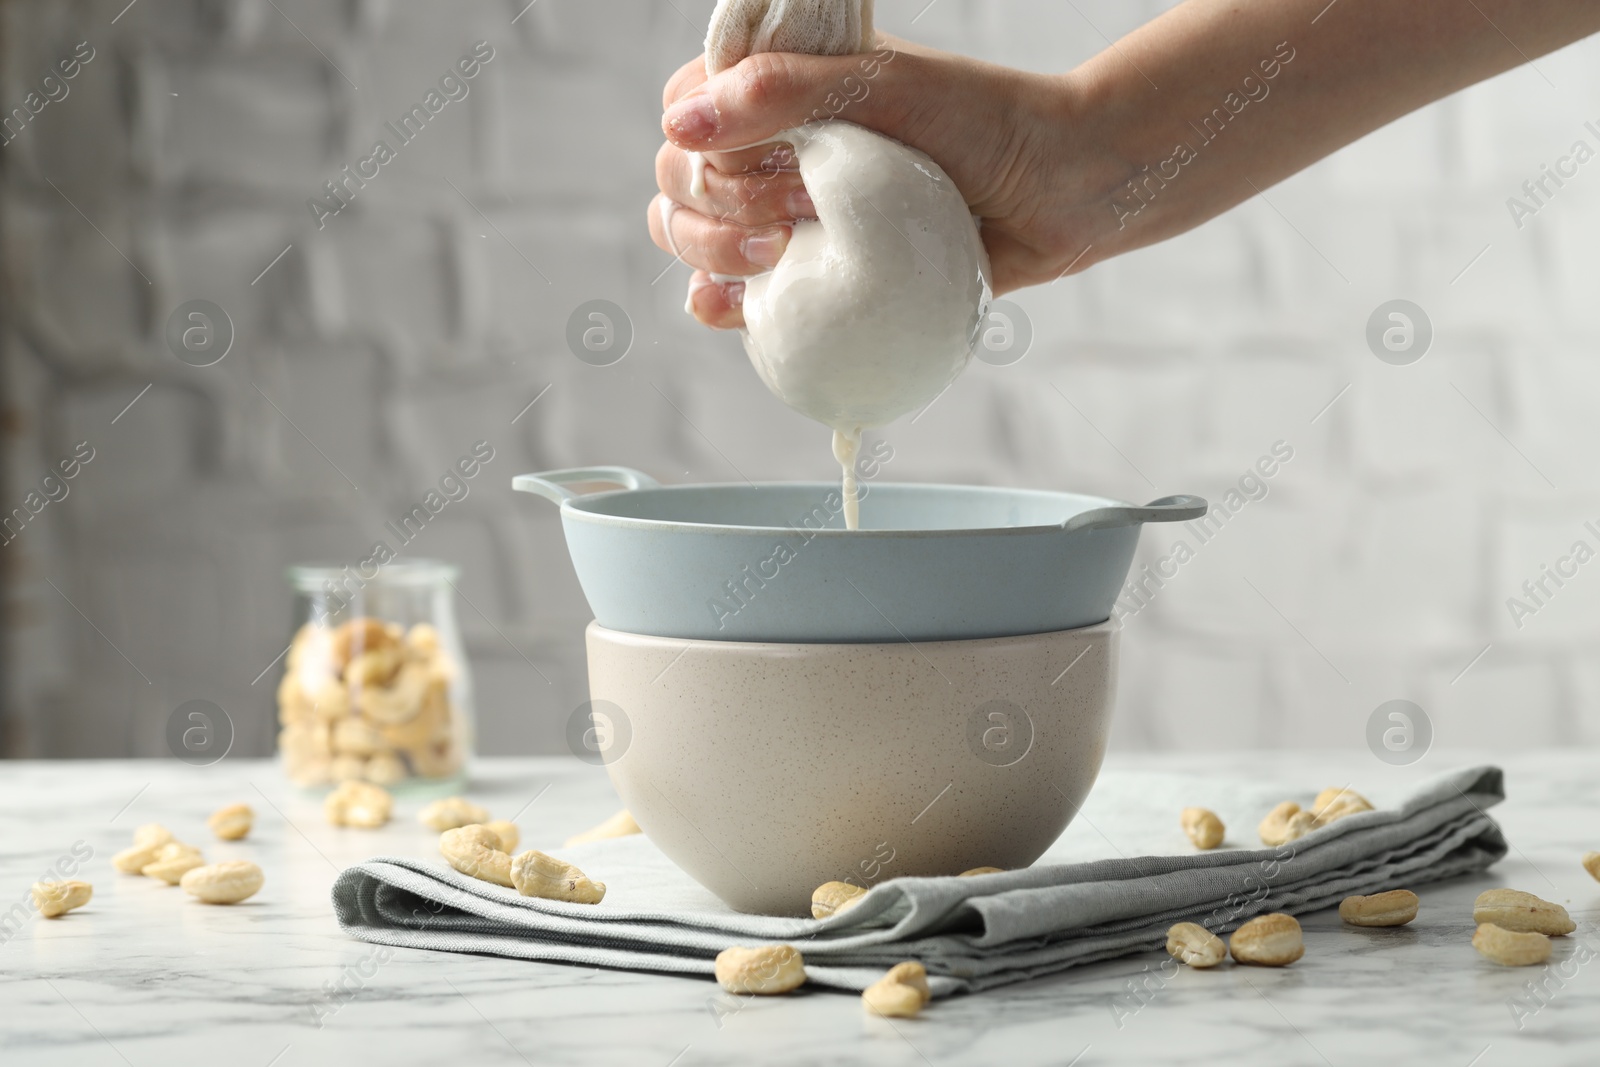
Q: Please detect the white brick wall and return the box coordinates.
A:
[3,0,1598,758]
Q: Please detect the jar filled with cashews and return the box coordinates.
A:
[279,560,473,790]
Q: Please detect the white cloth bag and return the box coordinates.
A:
[705,0,875,72]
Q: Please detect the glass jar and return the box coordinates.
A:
[279,560,473,789]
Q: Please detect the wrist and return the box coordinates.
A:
[1055,62,1156,266]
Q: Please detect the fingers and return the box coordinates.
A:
[655,143,813,227]
[685,271,746,330]
[662,54,709,110]
[647,195,792,276]
[703,140,798,177]
[662,48,914,152]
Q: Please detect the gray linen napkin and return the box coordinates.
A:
[331,764,1506,996]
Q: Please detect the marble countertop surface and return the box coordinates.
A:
[1,751,1595,1067]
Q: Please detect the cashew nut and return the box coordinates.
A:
[564,809,642,847]
[112,823,174,874]
[180,860,264,904]
[480,820,519,852]
[207,803,253,841]
[509,850,605,904]
[1312,787,1373,826]
[439,825,514,887]
[811,881,866,919]
[1258,802,1316,846]
[32,881,92,918]
[1473,922,1552,966]
[419,796,490,832]
[323,779,393,828]
[1230,913,1304,966]
[714,944,806,995]
[1472,888,1575,936]
[1181,807,1226,850]
[1338,889,1418,927]
[142,842,205,885]
[862,961,930,1017]
[1166,922,1227,968]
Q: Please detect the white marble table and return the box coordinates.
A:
[1,752,1595,1067]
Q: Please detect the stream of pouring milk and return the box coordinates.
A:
[832,428,862,531]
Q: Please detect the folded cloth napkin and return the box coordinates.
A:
[332,765,1507,996]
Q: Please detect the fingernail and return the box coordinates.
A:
[786,187,816,219]
[723,281,745,309]
[742,228,788,268]
[665,94,719,145]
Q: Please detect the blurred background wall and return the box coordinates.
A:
[3,0,1598,759]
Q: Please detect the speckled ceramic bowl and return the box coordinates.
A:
[584,619,1119,915]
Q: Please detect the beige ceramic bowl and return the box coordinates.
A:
[584,620,1119,915]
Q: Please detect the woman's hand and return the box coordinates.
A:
[649,36,1118,329]
[652,1,1600,330]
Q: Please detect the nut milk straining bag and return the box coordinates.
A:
[704,0,876,73]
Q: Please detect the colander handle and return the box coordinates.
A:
[512,467,661,504]
[1062,494,1209,533]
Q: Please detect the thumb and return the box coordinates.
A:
[662,46,912,151]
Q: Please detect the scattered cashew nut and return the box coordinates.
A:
[1257,802,1301,847]
[812,881,866,919]
[1166,922,1227,968]
[439,825,514,887]
[32,881,92,918]
[180,860,264,904]
[1312,787,1373,826]
[207,804,253,841]
[479,820,519,852]
[1472,888,1575,936]
[564,809,642,847]
[1230,913,1304,966]
[1181,807,1225,850]
[714,944,806,995]
[112,823,174,874]
[1259,802,1319,846]
[1585,851,1600,883]
[419,796,490,832]
[1338,889,1418,927]
[323,780,393,828]
[1473,922,1552,966]
[142,842,205,885]
[862,961,931,1017]
[510,850,606,904]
